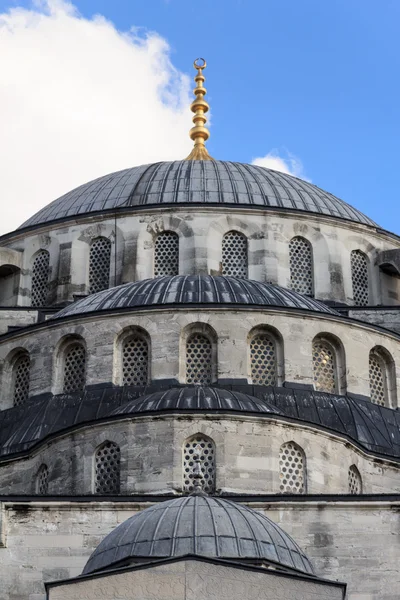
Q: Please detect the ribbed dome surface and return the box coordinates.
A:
[111,387,282,416]
[53,275,338,319]
[19,160,376,229]
[82,495,314,575]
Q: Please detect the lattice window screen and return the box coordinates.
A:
[186,333,213,385]
[183,436,215,493]
[31,250,50,306]
[222,231,248,278]
[348,465,362,494]
[289,237,313,296]
[369,352,387,406]
[13,354,31,406]
[36,464,49,495]
[122,337,149,386]
[89,237,111,294]
[63,343,86,393]
[279,442,305,494]
[95,441,121,494]
[154,232,179,277]
[351,250,369,306]
[250,334,277,385]
[312,341,337,393]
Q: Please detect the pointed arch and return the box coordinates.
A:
[89,237,111,294]
[182,434,216,494]
[94,441,121,494]
[12,351,31,406]
[348,465,362,494]
[369,346,395,407]
[248,325,284,386]
[351,249,369,305]
[59,337,87,393]
[312,334,346,394]
[222,230,248,278]
[31,249,50,306]
[181,323,218,385]
[279,442,306,494]
[35,464,49,495]
[289,236,313,296]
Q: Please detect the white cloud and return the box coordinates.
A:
[251,150,309,181]
[0,0,193,234]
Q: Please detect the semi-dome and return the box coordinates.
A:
[82,495,314,576]
[53,275,339,319]
[111,386,282,416]
[19,160,376,230]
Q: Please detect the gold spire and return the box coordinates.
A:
[185,58,214,161]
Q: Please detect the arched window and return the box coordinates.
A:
[31,250,50,307]
[89,237,111,294]
[35,464,49,495]
[348,465,362,494]
[279,442,306,494]
[62,341,86,393]
[312,338,338,394]
[250,333,277,385]
[12,353,30,406]
[183,434,215,494]
[154,231,179,277]
[122,335,149,386]
[222,231,248,278]
[289,237,313,296]
[369,348,391,407]
[351,250,369,306]
[186,332,213,385]
[94,441,121,494]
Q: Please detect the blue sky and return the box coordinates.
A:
[1,0,399,232]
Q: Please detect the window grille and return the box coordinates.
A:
[351,250,368,306]
[36,464,49,495]
[183,436,215,493]
[289,237,313,296]
[312,341,337,393]
[348,465,362,494]
[250,334,277,385]
[279,442,305,494]
[63,343,86,393]
[122,337,149,386]
[89,237,111,294]
[222,231,248,278]
[154,232,179,277]
[186,333,213,385]
[369,352,387,406]
[13,354,30,406]
[95,441,121,494]
[31,250,50,306]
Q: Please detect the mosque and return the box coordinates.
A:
[0,58,400,599]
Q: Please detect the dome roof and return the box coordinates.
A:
[82,495,314,576]
[19,160,376,229]
[53,275,339,320]
[111,386,282,416]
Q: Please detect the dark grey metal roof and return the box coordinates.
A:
[2,383,400,460]
[19,161,376,229]
[52,275,339,320]
[111,386,282,416]
[82,495,314,575]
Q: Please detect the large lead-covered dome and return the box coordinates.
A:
[20,160,376,229]
[82,495,314,575]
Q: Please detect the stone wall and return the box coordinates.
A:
[0,498,397,600]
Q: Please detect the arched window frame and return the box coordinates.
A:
[368,346,396,408]
[35,464,49,495]
[350,249,369,306]
[93,440,121,495]
[182,433,216,494]
[312,334,346,395]
[279,441,306,494]
[247,326,284,386]
[222,230,248,278]
[55,335,87,394]
[31,249,50,307]
[180,323,218,385]
[88,236,112,294]
[153,231,179,277]
[289,236,314,297]
[114,327,151,387]
[348,464,362,495]
[11,350,31,406]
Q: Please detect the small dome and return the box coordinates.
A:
[53,275,338,319]
[110,386,282,416]
[19,160,376,230]
[82,495,314,575]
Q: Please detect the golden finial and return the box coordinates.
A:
[185,58,214,161]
